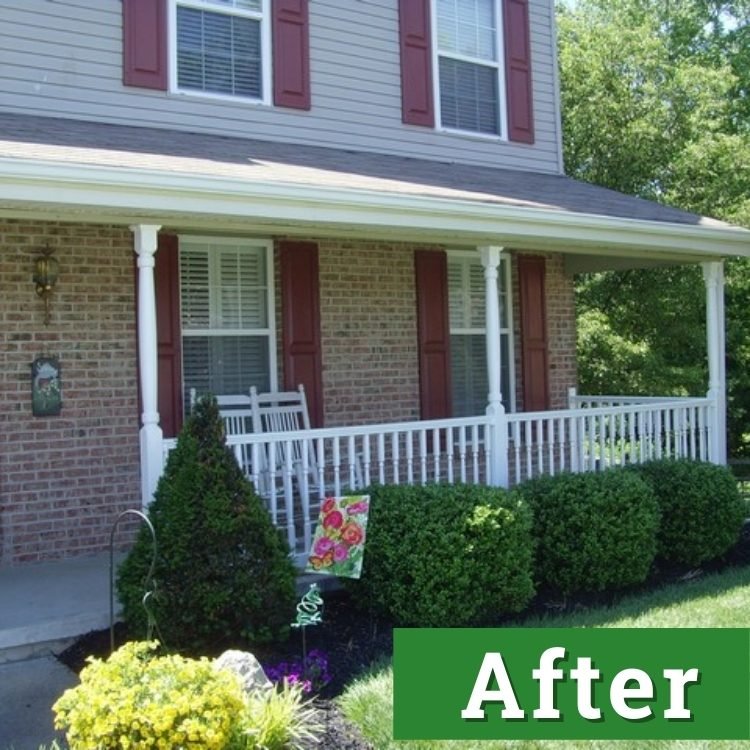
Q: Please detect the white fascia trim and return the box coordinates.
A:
[1,157,749,259]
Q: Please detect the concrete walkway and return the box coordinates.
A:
[0,553,118,749]
[0,553,119,663]
[0,656,77,750]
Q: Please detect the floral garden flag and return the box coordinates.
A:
[306,495,369,579]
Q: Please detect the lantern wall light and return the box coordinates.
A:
[33,244,60,326]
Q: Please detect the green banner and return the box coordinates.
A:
[393,628,750,740]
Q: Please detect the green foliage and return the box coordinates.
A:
[629,459,745,566]
[559,0,750,457]
[240,681,322,750]
[351,483,535,627]
[117,396,296,653]
[516,469,660,595]
[53,641,245,749]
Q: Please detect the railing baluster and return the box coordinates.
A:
[471,424,480,483]
[391,431,400,484]
[433,427,441,481]
[547,419,555,476]
[688,406,696,459]
[655,410,663,460]
[345,434,355,489]
[447,427,454,483]
[512,420,521,482]
[406,430,414,484]
[362,434,371,487]
[698,406,707,460]
[378,433,386,485]
[299,439,312,554]
[419,430,428,485]
[316,438,326,500]
[458,427,467,483]
[524,420,533,481]
[282,441,296,552]
[598,414,606,470]
[332,437,341,497]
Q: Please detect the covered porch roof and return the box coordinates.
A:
[0,112,748,270]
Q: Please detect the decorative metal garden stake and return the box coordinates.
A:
[291,583,324,667]
[109,509,160,653]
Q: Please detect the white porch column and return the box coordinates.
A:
[132,224,164,506]
[702,260,727,464]
[480,245,509,487]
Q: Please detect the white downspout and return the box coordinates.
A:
[480,245,509,487]
[702,260,727,465]
[132,224,164,506]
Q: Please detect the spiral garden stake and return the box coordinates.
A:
[291,582,324,667]
[109,509,159,653]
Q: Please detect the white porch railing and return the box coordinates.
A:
[508,396,713,484]
[161,395,715,559]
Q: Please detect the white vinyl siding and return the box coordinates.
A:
[171,0,270,103]
[434,0,506,137]
[180,237,276,409]
[448,253,512,415]
[0,0,561,173]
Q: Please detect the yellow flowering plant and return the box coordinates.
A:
[53,641,245,750]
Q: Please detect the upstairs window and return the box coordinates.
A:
[171,0,271,102]
[434,0,505,136]
[180,238,276,408]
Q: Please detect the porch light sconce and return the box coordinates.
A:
[33,244,60,326]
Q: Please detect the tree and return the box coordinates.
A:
[558,0,750,455]
[117,395,297,652]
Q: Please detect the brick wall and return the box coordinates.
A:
[0,220,141,565]
[318,240,422,426]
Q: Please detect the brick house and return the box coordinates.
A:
[1,0,749,566]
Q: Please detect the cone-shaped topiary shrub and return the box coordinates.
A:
[117,395,296,653]
[516,468,660,595]
[351,483,535,627]
[630,459,746,567]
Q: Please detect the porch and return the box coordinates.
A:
[163,391,718,562]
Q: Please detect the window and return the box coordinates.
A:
[180,238,276,408]
[171,0,270,101]
[434,0,505,136]
[448,253,513,415]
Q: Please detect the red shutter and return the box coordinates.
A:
[273,0,311,110]
[399,0,435,127]
[503,0,534,144]
[123,0,168,90]
[155,234,183,438]
[280,241,324,426]
[518,256,549,411]
[415,250,452,419]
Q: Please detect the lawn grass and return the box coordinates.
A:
[338,565,750,750]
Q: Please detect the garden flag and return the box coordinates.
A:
[306,495,369,578]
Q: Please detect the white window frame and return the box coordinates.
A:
[448,249,515,413]
[178,236,278,405]
[168,0,272,105]
[431,0,509,140]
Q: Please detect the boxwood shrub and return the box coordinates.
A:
[629,459,745,566]
[352,483,535,627]
[515,468,659,595]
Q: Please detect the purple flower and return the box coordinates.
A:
[333,543,349,562]
[313,536,335,556]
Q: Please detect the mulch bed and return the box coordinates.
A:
[56,520,750,749]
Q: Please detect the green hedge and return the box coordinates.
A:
[629,459,745,566]
[515,469,660,595]
[353,483,535,627]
